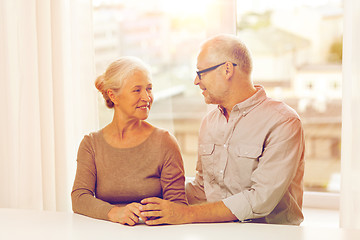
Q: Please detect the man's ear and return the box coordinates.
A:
[224,62,235,80]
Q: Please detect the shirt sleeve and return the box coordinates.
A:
[71,135,114,220]
[185,154,207,204]
[222,117,305,221]
[160,132,188,205]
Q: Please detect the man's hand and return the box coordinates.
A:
[107,202,142,226]
[139,197,189,225]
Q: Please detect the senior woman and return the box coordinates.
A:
[71,57,187,226]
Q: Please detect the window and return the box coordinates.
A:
[93,0,342,198]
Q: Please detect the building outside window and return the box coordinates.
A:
[236,0,342,194]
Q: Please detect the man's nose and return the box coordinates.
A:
[194,75,200,85]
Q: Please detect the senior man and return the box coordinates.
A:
[140,34,305,226]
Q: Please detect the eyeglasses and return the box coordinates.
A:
[196,62,237,80]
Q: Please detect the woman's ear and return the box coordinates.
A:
[107,89,117,105]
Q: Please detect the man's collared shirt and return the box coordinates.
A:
[186,85,305,225]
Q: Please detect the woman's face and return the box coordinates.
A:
[114,70,153,121]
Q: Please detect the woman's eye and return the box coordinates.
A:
[133,89,140,92]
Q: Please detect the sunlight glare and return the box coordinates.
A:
[162,0,216,16]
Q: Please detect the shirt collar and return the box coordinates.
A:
[218,85,267,117]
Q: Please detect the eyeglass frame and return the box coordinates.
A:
[196,62,237,80]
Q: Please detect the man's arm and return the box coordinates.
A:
[185,157,207,204]
[140,197,237,225]
[223,117,305,222]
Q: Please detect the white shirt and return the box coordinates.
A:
[186,85,305,225]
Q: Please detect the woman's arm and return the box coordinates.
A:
[71,135,114,220]
[159,132,188,205]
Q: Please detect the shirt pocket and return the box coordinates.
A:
[232,144,262,188]
[236,145,262,159]
[199,144,216,183]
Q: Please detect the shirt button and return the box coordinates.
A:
[223,144,227,148]
[242,111,246,115]
[219,170,223,174]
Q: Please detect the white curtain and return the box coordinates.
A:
[0,0,98,212]
[340,0,360,229]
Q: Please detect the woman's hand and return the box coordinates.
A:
[107,203,142,226]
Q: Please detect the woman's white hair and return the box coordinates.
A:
[95,56,151,108]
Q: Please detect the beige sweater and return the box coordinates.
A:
[71,127,187,220]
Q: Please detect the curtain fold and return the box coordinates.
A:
[340,0,360,229]
[0,0,98,212]
[37,0,57,211]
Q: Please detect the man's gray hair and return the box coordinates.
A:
[201,34,253,75]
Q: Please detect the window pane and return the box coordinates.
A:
[237,0,343,193]
[93,0,236,178]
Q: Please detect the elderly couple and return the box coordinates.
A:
[71,34,305,226]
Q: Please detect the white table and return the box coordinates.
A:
[1,208,360,240]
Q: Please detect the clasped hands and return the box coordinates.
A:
[108,197,187,226]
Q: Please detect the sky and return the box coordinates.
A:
[237,0,342,13]
[93,0,343,18]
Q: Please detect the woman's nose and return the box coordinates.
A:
[141,91,151,101]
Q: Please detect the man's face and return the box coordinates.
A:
[194,49,227,105]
